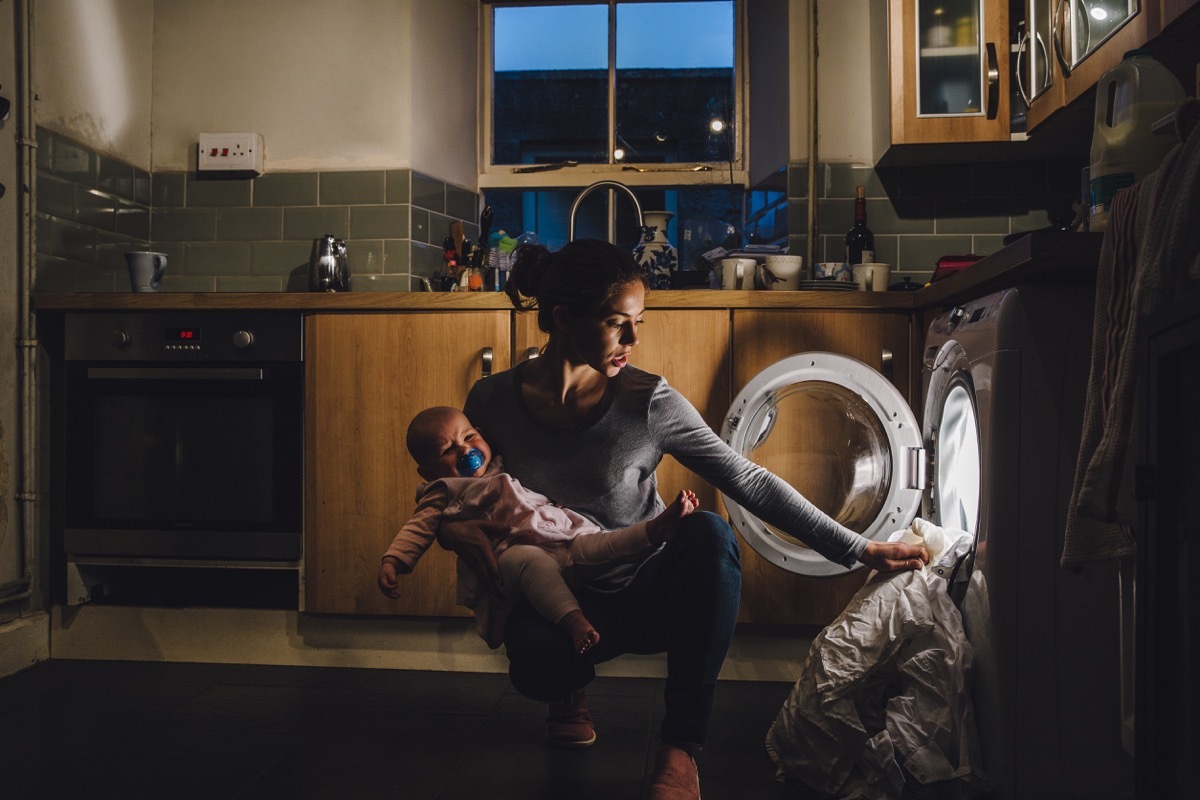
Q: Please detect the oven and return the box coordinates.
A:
[60,311,303,566]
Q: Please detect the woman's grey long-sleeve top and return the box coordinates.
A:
[464,364,868,588]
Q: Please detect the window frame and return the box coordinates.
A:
[478,0,749,191]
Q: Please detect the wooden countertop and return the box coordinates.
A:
[33,231,1101,314]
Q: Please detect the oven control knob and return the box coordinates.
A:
[232,330,254,349]
[110,330,131,349]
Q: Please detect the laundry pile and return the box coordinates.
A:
[766,519,987,799]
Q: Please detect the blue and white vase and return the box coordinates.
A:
[633,211,678,290]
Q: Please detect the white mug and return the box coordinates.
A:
[125,251,168,292]
[720,257,756,290]
[852,262,890,292]
[761,255,803,290]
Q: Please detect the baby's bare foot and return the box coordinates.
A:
[648,489,699,544]
[559,609,600,654]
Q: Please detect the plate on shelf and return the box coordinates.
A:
[799,280,857,291]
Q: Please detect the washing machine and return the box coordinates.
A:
[722,285,1132,799]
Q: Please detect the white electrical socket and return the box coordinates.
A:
[198,132,265,174]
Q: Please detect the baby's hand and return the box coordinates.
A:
[377,560,402,599]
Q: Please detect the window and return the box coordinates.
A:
[481,1,746,255]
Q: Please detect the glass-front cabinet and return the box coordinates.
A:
[889,0,1011,143]
[1021,0,1152,130]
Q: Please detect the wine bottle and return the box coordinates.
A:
[844,185,875,266]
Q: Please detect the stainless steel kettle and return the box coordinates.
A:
[308,234,350,292]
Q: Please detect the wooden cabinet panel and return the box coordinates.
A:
[731,309,913,625]
[304,312,511,616]
[888,0,1011,144]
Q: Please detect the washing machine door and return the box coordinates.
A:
[921,340,981,538]
[720,352,923,576]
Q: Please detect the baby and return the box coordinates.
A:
[378,406,698,653]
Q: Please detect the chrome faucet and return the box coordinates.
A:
[567,180,644,243]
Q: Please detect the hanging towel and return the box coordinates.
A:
[1062,98,1200,569]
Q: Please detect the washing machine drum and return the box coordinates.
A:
[720,352,924,576]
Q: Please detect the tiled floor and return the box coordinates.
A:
[0,659,801,800]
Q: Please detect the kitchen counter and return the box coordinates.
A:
[32,231,1102,314]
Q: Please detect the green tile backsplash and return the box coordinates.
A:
[769,157,1083,284]
[36,127,1083,292]
[34,129,479,293]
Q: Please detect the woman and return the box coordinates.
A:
[441,239,927,800]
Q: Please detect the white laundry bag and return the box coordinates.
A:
[766,519,988,799]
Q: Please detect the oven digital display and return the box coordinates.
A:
[166,327,201,343]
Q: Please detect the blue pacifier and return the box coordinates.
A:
[456,448,485,476]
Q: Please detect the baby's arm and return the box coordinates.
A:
[377,485,449,599]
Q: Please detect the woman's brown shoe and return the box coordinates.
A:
[546,689,596,748]
[648,745,700,800]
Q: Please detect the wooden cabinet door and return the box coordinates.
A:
[304,312,511,616]
[1061,5,1154,107]
[888,0,1011,144]
[1027,1,1157,130]
[730,309,913,625]
[513,308,731,513]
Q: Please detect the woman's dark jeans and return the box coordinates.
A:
[503,510,742,748]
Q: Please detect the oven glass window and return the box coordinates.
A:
[65,366,301,533]
[90,394,275,523]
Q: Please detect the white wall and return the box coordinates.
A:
[33,0,478,184]
[815,0,890,167]
[151,0,477,184]
[408,0,479,186]
[33,0,155,169]
[750,0,891,180]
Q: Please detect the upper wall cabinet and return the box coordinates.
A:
[888,0,1012,144]
[1021,1,1157,130]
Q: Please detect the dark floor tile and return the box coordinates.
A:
[217,662,374,689]
[693,774,803,799]
[344,668,511,718]
[239,713,484,800]
[0,658,229,707]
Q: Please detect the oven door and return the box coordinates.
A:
[63,361,303,561]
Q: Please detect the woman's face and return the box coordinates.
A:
[560,279,645,378]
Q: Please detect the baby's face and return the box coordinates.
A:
[416,410,492,480]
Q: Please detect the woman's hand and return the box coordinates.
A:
[437,518,513,596]
[857,540,929,572]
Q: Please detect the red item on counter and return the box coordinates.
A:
[931,254,984,282]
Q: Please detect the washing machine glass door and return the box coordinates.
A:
[721,352,923,576]
[922,340,981,536]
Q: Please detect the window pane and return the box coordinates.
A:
[493,5,610,166]
[615,2,735,163]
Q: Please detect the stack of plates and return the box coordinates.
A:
[798,280,857,291]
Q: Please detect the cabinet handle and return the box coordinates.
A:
[481,347,493,378]
[524,346,540,361]
[1052,0,1072,77]
[1014,29,1030,108]
[881,348,894,382]
[1034,31,1051,94]
[985,42,1000,120]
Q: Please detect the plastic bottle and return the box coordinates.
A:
[1088,49,1185,232]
